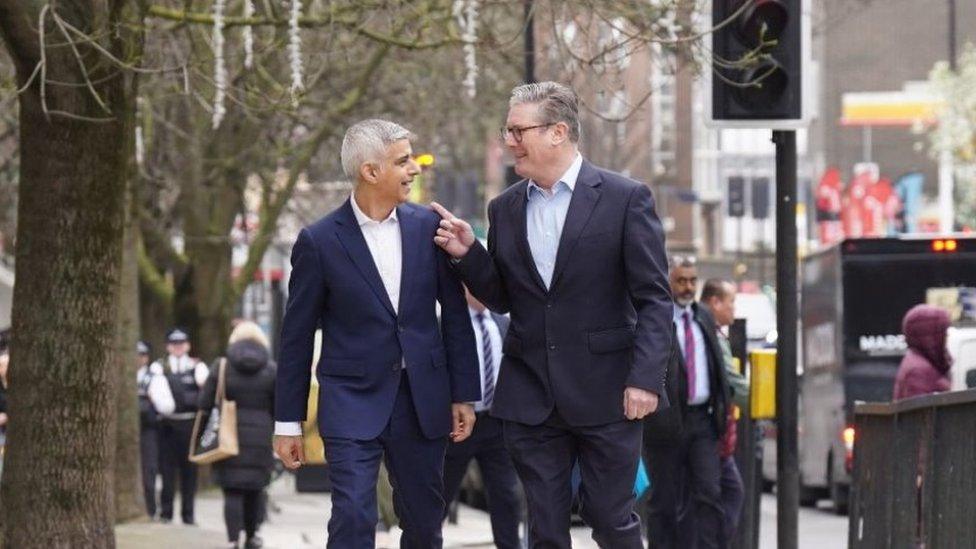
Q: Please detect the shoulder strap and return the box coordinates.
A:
[216,358,228,404]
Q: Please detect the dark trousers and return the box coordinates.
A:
[443,413,521,549]
[323,375,448,549]
[646,407,723,549]
[223,488,263,542]
[720,456,744,543]
[139,426,160,517]
[504,411,643,549]
[159,418,197,523]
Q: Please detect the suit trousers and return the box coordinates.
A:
[504,411,643,549]
[646,407,723,549]
[323,374,448,549]
[443,412,521,549]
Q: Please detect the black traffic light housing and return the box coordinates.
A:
[712,0,802,122]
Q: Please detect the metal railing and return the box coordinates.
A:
[849,389,976,548]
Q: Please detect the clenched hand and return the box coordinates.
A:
[273,435,306,470]
[623,387,659,420]
[451,403,476,442]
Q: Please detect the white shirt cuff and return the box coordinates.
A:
[274,421,303,436]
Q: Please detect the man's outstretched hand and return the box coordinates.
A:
[431,202,475,259]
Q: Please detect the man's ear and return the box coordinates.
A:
[551,122,570,146]
[360,162,379,184]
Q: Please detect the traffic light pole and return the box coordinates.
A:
[773,129,799,549]
[523,0,535,83]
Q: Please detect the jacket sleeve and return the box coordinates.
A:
[437,243,482,403]
[275,228,327,422]
[453,200,512,314]
[622,184,673,396]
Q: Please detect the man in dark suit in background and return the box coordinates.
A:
[644,256,730,549]
[432,81,672,548]
[442,287,521,549]
[273,119,481,548]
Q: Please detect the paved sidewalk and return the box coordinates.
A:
[117,474,603,548]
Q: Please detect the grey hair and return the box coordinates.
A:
[509,82,581,143]
[340,119,415,179]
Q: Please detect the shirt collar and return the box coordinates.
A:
[673,303,694,321]
[527,152,583,199]
[350,192,398,226]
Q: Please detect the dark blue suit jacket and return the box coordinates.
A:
[455,160,673,427]
[276,199,481,440]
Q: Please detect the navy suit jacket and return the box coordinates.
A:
[276,199,481,440]
[455,160,673,427]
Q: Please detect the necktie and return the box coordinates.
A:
[683,311,696,401]
[475,312,496,410]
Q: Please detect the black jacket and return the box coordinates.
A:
[199,339,276,490]
[644,303,730,446]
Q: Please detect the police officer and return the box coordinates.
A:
[137,340,175,520]
[156,328,208,525]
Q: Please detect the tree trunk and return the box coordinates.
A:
[113,185,144,522]
[0,3,139,546]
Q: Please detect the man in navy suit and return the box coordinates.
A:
[273,119,481,548]
[432,82,672,548]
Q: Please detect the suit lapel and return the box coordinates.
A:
[334,199,397,317]
[550,161,602,290]
[510,184,548,293]
[396,204,421,311]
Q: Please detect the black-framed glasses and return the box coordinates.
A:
[501,123,554,143]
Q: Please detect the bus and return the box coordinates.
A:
[765,235,976,514]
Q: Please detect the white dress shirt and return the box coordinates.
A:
[470,308,503,413]
[275,193,403,437]
[673,304,711,405]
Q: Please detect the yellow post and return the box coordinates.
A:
[749,349,777,419]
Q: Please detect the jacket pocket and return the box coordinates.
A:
[431,348,447,368]
[502,333,523,358]
[321,358,366,378]
[587,326,636,354]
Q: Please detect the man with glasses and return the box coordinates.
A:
[431,81,672,548]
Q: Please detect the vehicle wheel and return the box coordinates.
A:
[799,485,820,508]
[827,456,849,515]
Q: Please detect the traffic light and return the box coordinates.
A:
[711,0,803,124]
[728,176,746,218]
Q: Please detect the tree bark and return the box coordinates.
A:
[113,184,143,522]
[0,1,140,546]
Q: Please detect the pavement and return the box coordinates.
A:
[116,474,601,548]
[117,477,848,548]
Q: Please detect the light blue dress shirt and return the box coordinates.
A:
[673,304,711,405]
[526,153,583,289]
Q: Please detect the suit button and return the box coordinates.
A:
[392,362,400,371]
[546,303,552,309]
[398,325,405,333]
[549,344,556,351]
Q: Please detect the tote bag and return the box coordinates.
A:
[188,358,239,464]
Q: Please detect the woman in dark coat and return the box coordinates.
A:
[893,304,953,400]
[199,321,276,549]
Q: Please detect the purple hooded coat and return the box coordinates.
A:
[893,304,952,400]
